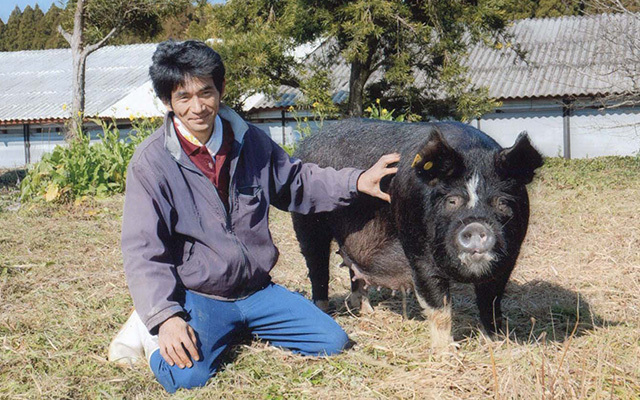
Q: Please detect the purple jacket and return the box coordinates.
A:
[122,105,362,332]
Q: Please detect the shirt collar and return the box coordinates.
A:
[164,104,248,163]
[173,114,223,157]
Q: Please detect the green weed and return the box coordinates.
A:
[19,118,160,204]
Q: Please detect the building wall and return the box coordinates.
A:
[253,104,640,158]
[473,109,566,156]
[5,101,638,169]
[0,123,133,169]
[570,107,640,158]
[472,101,640,157]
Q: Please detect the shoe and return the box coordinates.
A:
[108,310,159,365]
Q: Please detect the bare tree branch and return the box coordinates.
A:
[85,27,118,55]
[57,25,72,44]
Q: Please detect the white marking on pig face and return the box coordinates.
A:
[466,173,480,209]
[457,251,496,276]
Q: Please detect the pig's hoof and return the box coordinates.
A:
[430,333,456,352]
[431,341,459,355]
[360,297,374,315]
[479,327,506,342]
[314,300,330,312]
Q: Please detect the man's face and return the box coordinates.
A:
[165,75,225,142]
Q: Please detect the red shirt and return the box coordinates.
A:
[174,119,235,211]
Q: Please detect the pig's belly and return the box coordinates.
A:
[340,223,414,292]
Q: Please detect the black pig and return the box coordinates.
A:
[292,119,543,349]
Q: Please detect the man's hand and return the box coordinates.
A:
[357,153,401,203]
[158,315,200,368]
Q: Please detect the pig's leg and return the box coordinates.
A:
[292,213,333,312]
[401,289,408,320]
[348,272,373,314]
[474,273,510,336]
[412,273,454,349]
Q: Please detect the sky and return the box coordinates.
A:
[0,0,226,23]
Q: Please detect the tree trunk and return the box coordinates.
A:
[58,0,117,140]
[348,60,367,117]
[64,0,86,139]
[346,36,378,117]
[69,52,87,138]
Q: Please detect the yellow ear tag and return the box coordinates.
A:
[423,161,434,171]
[411,154,422,168]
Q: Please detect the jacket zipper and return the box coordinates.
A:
[177,133,251,283]
[217,140,250,272]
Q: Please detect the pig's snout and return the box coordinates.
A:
[456,222,496,256]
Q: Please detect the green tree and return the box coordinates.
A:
[0,18,5,49]
[205,0,307,110]
[43,5,68,49]
[16,5,43,50]
[56,0,188,138]
[185,0,214,40]
[1,7,22,51]
[29,5,48,49]
[534,0,583,17]
[206,0,512,121]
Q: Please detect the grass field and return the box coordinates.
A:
[1,157,639,399]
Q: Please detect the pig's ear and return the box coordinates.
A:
[496,132,544,184]
[412,128,464,186]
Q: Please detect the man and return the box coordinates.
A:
[108,39,399,393]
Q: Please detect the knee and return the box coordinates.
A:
[305,327,350,356]
[322,329,350,356]
[173,363,212,391]
[151,354,214,393]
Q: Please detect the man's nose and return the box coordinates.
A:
[191,96,206,113]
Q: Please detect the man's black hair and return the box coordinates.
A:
[149,40,226,104]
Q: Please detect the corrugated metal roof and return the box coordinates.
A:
[0,43,158,123]
[250,12,640,110]
[468,12,640,99]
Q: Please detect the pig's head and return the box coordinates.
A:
[397,128,543,282]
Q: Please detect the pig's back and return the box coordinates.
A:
[294,118,501,170]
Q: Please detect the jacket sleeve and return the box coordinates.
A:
[121,161,184,333]
[268,138,364,214]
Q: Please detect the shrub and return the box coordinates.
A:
[20,117,160,203]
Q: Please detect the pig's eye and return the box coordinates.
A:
[493,197,512,215]
[445,195,464,211]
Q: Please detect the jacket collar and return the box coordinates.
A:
[164,103,248,162]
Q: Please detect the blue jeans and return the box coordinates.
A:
[149,283,349,393]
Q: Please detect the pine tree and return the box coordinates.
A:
[30,4,47,49]
[0,19,5,51]
[2,6,23,51]
[17,6,37,50]
[43,5,68,49]
[535,0,582,18]
[206,0,511,120]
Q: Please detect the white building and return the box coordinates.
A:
[0,43,165,168]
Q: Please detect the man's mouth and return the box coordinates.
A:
[190,114,211,123]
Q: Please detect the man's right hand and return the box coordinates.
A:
[158,315,200,368]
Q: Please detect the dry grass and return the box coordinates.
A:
[0,158,639,399]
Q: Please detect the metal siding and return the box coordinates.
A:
[0,43,157,123]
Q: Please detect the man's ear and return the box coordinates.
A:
[411,127,464,186]
[496,132,544,184]
[219,79,226,99]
